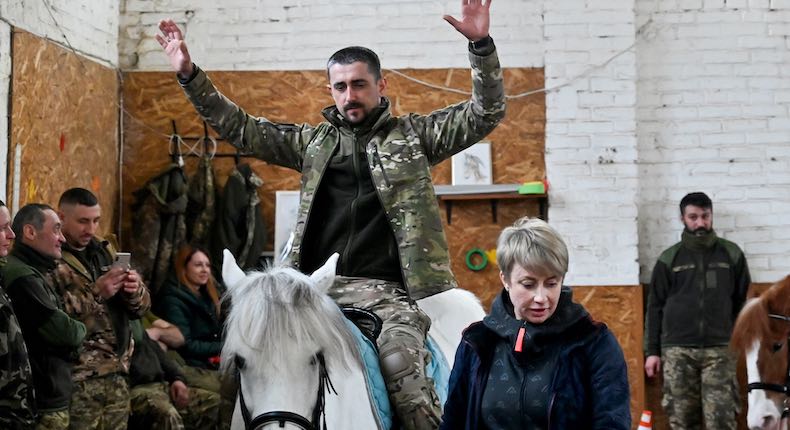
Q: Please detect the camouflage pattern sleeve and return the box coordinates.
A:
[180,66,319,172]
[120,281,151,318]
[0,290,36,428]
[404,45,506,165]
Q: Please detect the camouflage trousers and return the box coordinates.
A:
[129,381,222,430]
[69,373,129,430]
[662,346,740,430]
[330,277,441,430]
[36,409,69,430]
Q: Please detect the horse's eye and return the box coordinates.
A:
[235,355,246,370]
[772,342,784,353]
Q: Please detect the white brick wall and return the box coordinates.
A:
[636,0,790,283]
[0,0,119,66]
[119,0,545,70]
[544,0,641,286]
[0,21,10,203]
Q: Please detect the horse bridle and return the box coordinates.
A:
[237,352,337,430]
[746,313,790,419]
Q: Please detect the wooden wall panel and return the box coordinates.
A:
[10,30,119,234]
[576,285,644,430]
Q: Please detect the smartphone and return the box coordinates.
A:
[113,252,131,269]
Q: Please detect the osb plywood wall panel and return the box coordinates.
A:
[10,30,119,235]
[120,67,545,266]
[576,285,644,430]
[643,282,774,430]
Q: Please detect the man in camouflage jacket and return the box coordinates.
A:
[0,200,36,429]
[157,0,505,427]
[56,188,151,430]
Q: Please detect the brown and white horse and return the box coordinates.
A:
[731,276,790,430]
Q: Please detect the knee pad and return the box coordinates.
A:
[379,343,418,382]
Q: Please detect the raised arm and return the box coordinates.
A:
[443,0,492,42]
[156,19,193,79]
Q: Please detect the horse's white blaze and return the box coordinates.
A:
[745,339,782,430]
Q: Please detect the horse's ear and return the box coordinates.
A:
[222,249,245,290]
[309,253,338,293]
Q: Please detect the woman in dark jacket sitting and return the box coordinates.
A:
[158,244,223,369]
[441,217,631,430]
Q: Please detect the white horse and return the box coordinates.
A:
[221,251,484,429]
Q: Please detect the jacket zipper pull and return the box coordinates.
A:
[514,324,526,353]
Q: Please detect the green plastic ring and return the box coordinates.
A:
[465,248,488,271]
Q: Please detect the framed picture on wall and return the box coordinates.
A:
[274,190,300,263]
[451,141,492,186]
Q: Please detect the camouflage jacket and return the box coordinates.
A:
[181,47,506,299]
[0,266,36,428]
[57,238,151,382]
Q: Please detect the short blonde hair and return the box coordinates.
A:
[496,217,569,279]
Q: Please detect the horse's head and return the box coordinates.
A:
[732,276,790,430]
[221,251,360,429]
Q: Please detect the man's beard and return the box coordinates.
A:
[685,226,711,237]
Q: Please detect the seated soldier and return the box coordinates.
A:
[128,320,221,430]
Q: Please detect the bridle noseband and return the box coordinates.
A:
[746,313,790,419]
[237,353,337,430]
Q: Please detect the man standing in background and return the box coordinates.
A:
[644,192,751,429]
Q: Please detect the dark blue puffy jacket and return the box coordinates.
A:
[440,289,631,430]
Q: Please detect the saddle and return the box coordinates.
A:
[342,307,383,349]
[341,306,450,430]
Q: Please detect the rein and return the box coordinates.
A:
[238,352,337,430]
[746,313,790,419]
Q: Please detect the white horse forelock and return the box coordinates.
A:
[221,266,361,375]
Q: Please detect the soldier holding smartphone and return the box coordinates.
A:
[55,188,151,430]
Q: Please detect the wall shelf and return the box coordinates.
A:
[434,184,548,225]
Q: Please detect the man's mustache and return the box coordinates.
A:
[344,102,363,112]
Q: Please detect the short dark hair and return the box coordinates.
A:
[326,46,382,81]
[0,199,5,208]
[12,203,54,238]
[59,187,98,208]
[680,192,712,215]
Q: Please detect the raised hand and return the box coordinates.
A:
[443,0,492,42]
[155,19,193,78]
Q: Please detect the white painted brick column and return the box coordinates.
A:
[544,1,641,285]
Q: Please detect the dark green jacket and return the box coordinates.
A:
[0,264,36,428]
[644,230,751,357]
[131,164,188,297]
[180,44,506,299]
[211,163,266,270]
[157,278,222,369]
[2,243,86,411]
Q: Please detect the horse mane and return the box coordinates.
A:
[221,266,361,374]
[731,275,790,353]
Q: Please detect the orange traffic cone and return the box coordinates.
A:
[637,410,652,430]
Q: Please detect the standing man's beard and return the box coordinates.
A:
[685,226,712,237]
